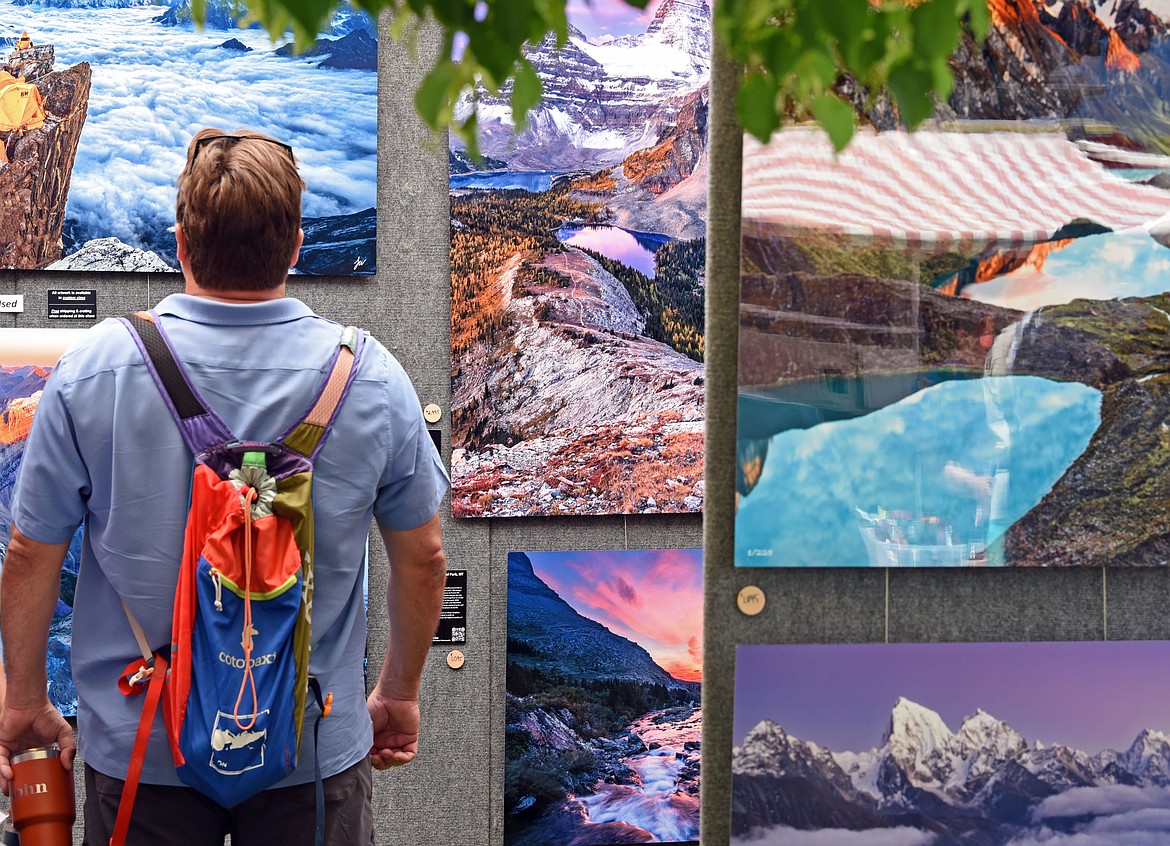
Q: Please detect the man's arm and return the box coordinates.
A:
[0,527,75,791]
[367,512,446,769]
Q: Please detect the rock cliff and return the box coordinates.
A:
[0,62,91,269]
[738,262,1021,387]
[1002,295,1170,565]
[622,86,708,196]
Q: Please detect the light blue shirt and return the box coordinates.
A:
[12,294,449,785]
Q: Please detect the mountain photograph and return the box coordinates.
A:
[450,0,708,517]
[733,641,1170,846]
[0,329,89,716]
[506,549,702,846]
[736,0,1170,566]
[0,0,376,273]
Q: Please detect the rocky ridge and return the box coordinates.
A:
[275,29,377,70]
[451,246,703,517]
[836,0,1170,145]
[46,237,172,272]
[507,551,694,690]
[569,85,709,242]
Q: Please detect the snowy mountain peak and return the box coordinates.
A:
[645,0,712,50]
[1124,728,1170,778]
[734,719,794,776]
[955,708,1027,756]
[884,697,954,754]
[743,719,788,747]
[955,708,1002,741]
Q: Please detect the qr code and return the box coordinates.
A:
[451,627,466,642]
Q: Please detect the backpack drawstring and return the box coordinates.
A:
[233,485,259,730]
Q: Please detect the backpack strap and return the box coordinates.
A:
[279,326,365,459]
[119,311,235,456]
[110,650,169,846]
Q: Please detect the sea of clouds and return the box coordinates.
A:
[0,0,376,265]
[1006,785,1170,846]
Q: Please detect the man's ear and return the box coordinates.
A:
[175,222,189,264]
[289,228,303,269]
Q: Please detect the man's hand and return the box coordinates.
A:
[367,513,446,771]
[367,690,419,769]
[0,700,75,794]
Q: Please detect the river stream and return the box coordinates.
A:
[576,706,701,842]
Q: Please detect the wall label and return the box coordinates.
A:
[47,290,96,320]
[433,569,466,644]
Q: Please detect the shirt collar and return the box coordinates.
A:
[152,293,315,326]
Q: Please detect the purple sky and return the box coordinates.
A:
[566,0,710,39]
[735,641,1170,755]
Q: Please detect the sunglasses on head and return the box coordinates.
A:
[188,134,295,172]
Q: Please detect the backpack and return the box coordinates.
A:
[0,71,43,133]
[111,311,365,846]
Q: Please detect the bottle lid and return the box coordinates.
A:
[12,746,59,764]
[242,451,266,470]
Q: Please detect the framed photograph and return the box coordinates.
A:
[506,548,702,845]
[0,0,376,274]
[736,1,1170,566]
[734,640,1170,846]
[450,1,709,517]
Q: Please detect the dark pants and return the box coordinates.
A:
[82,758,373,846]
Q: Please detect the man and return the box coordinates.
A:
[0,128,450,844]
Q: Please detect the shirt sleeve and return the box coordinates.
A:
[11,356,91,544]
[372,349,450,532]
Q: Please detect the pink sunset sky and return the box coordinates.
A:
[527,548,703,682]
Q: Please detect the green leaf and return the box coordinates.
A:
[856,11,894,69]
[795,44,836,91]
[415,58,459,130]
[964,0,992,40]
[762,28,801,81]
[813,0,870,72]
[511,59,543,130]
[533,0,568,44]
[492,0,540,48]
[930,54,954,103]
[912,0,961,59]
[888,61,936,128]
[738,71,781,142]
[812,93,856,151]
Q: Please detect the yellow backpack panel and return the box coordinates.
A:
[0,71,45,133]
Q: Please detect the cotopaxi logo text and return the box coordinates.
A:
[218,652,277,669]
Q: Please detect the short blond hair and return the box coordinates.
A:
[176,128,306,290]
